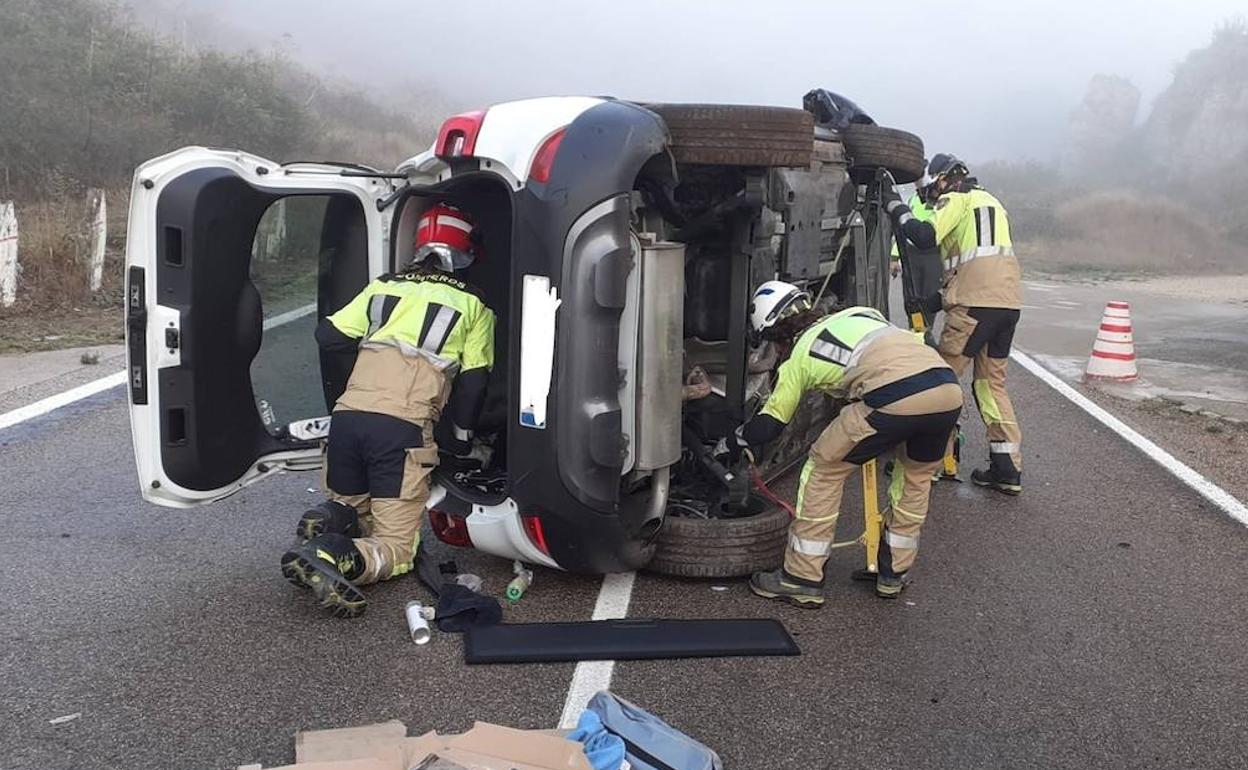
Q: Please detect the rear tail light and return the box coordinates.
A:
[527,128,567,184]
[429,509,473,548]
[435,110,486,159]
[521,513,551,556]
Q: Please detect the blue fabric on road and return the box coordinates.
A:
[569,709,626,770]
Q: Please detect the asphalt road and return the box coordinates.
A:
[1014,278,1248,420]
[3,347,1247,768]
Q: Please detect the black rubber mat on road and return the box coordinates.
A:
[464,618,800,664]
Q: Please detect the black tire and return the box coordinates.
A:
[841,124,926,184]
[646,103,814,168]
[648,505,791,578]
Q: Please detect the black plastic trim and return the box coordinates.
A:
[464,618,801,664]
[126,266,148,405]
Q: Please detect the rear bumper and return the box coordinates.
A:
[428,480,656,574]
[427,484,558,569]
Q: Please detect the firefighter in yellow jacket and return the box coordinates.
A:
[734,283,963,604]
[281,204,495,617]
[885,154,1023,495]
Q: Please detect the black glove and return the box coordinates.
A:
[441,435,472,457]
[922,292,943,315]
[712,437,742,467]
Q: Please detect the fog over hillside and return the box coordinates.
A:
[125,0,1244,164]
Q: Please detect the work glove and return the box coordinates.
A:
[711,437,739,466]
[713,427,754,467]
[921,291,944,315]
[441,439,492,470]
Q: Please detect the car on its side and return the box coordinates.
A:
[124,93,925,577]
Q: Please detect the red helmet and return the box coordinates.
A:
[413,203,478,271]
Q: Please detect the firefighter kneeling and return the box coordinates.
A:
[735,283,963,606]
[281,204,496,618]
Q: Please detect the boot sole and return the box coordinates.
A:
[295,516,362,543]
[295,517,326,543]
[280,549,368,618]
[972,477,1022,496]
[748,582,824,609]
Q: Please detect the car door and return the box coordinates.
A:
[124,147,394,508]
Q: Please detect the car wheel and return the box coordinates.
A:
[841,124,926,184]
[645,104,814,168]
[647,504,790,578]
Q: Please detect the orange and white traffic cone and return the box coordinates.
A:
[1085,300,1139,382]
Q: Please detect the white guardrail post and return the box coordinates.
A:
[88,189,107,293]
[0,201,17,307]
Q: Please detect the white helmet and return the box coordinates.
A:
[749,280,812,336]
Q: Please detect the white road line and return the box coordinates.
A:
[1012,349,1248,527]
[558,571,637,728]
[0,371,127,431]
[1053,300,1081,307]
[0,303,318,432]
[262,303,317,331]
[1024,281,1061,290]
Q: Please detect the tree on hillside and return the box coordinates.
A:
[0,0,425,199]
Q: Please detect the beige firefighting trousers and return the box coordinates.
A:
[321,423,438,585]
[938,306,1023,471]
[784,382,964,583]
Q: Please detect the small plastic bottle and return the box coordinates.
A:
[506,561,533,603]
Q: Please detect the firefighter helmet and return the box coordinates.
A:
[749,280,813,336]
[927,153,969,181]
[412,203,478,271]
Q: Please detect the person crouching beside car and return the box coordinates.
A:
[280,203,495,618]
[729,282,963,605]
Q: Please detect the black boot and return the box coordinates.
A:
[972,454,1022,496]
[280,533,368,618]
[296,500,362,542]
[850,530,909,599]
[850,568,909,599]
[749,569,825,608]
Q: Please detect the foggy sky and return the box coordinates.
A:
[153,0,1244,162]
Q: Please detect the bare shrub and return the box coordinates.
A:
[1031,191,1246,273]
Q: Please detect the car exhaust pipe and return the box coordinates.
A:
[638,465,670,541]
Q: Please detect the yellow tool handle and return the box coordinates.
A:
[862,458,882,574]
[908,311,927,333]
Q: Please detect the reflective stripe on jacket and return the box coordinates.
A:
[761,307,950,424]
[932,187,1021,309]
[328,269,495,424]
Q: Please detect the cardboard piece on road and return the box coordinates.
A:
[295,720,408,764]
[262,760,394,770]
[284,720,592,770]
[436,722,593,770]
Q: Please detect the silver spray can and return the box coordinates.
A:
[405,601,432,645]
